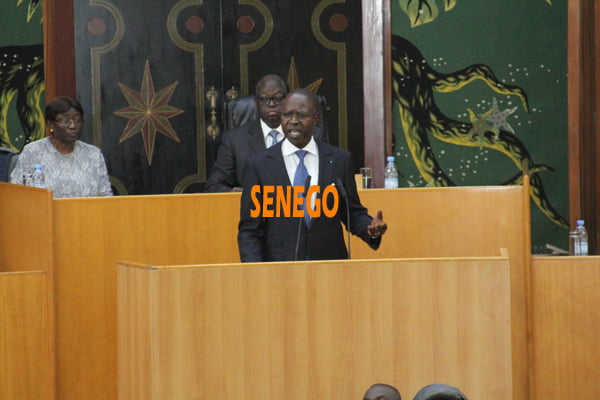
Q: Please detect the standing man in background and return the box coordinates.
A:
[238,89,386,261]
[205,74,326,192]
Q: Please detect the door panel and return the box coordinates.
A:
[74,0,362,194]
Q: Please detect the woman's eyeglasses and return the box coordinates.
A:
[55,118,83,127]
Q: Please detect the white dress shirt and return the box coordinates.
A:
[260,120,284,148]
[281,137,319,186]
[281,138,319,214]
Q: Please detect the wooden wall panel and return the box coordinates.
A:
[357,184,531,400]
[42,0,76,100]
[0,272,53,400]
[362,0,392,187]
[355,186,529,259]
[118,257,513,400]
[531,256,600,400]
[567,0,599,253]
[0,183,54,272]
[53,193,241,400]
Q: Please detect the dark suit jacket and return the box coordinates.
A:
[238,140,380,262]
[205,119,327,193]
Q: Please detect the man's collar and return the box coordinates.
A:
[260,119,281,138]
[281,136,317,157]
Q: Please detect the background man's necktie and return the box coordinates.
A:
[293,150,310,225]
[268,130,279,147]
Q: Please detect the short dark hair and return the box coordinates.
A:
[45,96,84,121]
[255,74,287,95]
[287,88,318,111]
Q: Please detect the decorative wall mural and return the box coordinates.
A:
[398,0,554,29]
[17,0,41,23]
[392,0,568,252]
[0,44,44,150]
[0,1,44,151]
[391,34,566,228]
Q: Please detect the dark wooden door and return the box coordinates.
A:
[74,0,362,195]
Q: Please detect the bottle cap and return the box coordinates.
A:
[577,219,584,225]
[387,156,395,162]
[34,163,43,169]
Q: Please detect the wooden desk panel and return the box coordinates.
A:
[0,272,53,400]
[354,185,529,259]
[53,193,240,400]
[356,184,531,400]
[52,184,530,400]
[119,257,513,400]
[531,256,600,400]
[0,183,56,399]
[0,182,54,272]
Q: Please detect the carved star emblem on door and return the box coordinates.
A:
[114,60,183,165]
[287,56,323,93]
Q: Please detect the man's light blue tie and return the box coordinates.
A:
[293,150,310,225]
[268,130,279,147]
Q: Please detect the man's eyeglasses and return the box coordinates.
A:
[281,111,316,121]
[256,94,286,105]
[55,118,83,127]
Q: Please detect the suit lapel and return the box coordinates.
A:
[264,143,291,185]
[247,120,266,154]
[317,142,336,189]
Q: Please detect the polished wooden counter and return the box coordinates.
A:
[531,256,600,400]
[0,183,55,400]
[0,179,544,400]
[118,256,513,400]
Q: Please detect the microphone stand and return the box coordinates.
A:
[336,178,351,259]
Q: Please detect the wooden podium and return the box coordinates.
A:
[3,179,600,400]
[118,256,513,400]
[0,179,537,400]
[0,183,54,400]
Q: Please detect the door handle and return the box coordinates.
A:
[226,86,239,100]
[206,86,220,139]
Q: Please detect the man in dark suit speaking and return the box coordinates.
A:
[205,74,326,192]
[238,89,387,262]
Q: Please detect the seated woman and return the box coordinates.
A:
[10,96,113,198]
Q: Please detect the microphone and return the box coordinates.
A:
[336,178,351,259]
[294,174,311,261]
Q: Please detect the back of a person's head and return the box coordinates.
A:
[363,383,401,400]
[412,383,468,400]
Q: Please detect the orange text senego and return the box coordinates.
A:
[250,185,339,218]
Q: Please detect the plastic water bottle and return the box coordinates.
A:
[574,219,588,256]
[32,164,46,188]
[384,156,398,188]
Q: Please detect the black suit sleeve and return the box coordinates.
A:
[205,130,240,193]
[237,155,265,262]
[340,153,381,250]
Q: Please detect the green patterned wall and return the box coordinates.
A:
[391,0,568,253]
[0,0,44,151]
